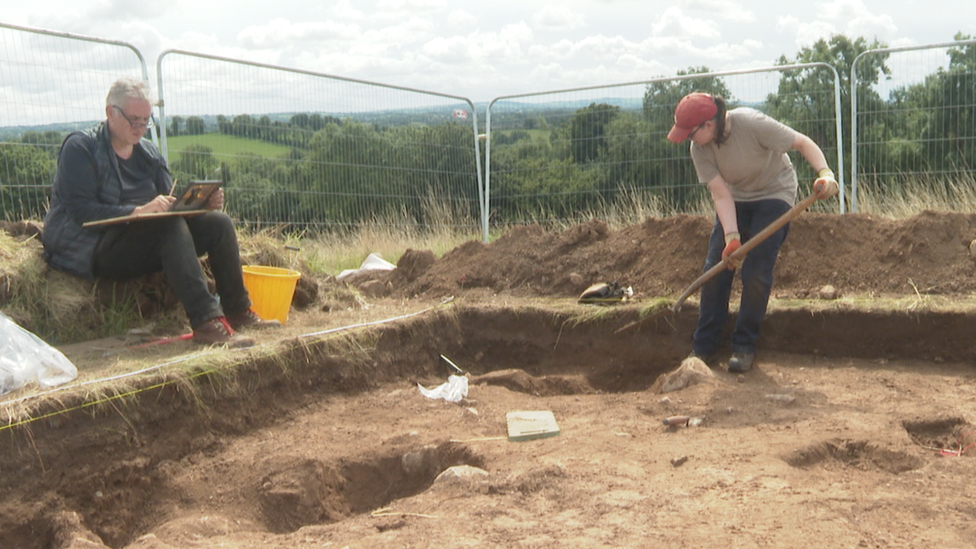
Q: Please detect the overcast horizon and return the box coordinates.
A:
[4,0,976,103]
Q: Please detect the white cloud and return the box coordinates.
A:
[526,34,631,65]
[237,18,361,49]
[742,38,763,50]
[532,6,586,32]
[376,0,447,12]
[519,30,762,88]
[4,0,971,102]
[86,0,171,20]
[332,0,365,20]
[887,37,917,48]
[683,0,757,23]
[421,36,474,64]
[361,17,438,47]
[820,0,868,19]
[776,15,800,34]
[615,53,671,77]
[470,31,527,63]
[447,9,478,30]
[652,7,722,40]
[576,34,644,58]
[776,15,836,48]
[819,0,897,40]
[498,21,534,44]
[845,15,897,41]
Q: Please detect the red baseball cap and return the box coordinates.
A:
[667,93,718,143]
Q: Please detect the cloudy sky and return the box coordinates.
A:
[5,0,975,102]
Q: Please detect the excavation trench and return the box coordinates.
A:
[0,304,972,548]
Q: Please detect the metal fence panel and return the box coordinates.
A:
[156,50,483,234]
[0,22,149,221]
[484,64,844,231]
[8,21,974,232]
[851,40,976,212]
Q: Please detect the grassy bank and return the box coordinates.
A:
[3,174,976,344]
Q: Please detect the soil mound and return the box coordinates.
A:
[398,211,976,300]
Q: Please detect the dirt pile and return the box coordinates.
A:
[393,211,976,300]
[4,212,976,549]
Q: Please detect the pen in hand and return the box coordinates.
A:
[161,178,178,210]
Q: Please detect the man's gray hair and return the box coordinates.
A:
[106,76,153,108]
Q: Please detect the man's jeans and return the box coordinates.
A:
[93,211,251,327]
[692,199,791,358]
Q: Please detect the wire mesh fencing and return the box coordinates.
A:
[0,22,149,221]
[851,39,976,212]
[4,20,976,234]
[484,64,844,231]
[156,50,483,235]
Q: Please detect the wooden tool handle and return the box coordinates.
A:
[671,192,818,313]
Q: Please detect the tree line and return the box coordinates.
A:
[167,118,479,230]
[488,34,974,221]
[1,33,973,225]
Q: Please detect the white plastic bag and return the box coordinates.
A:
[336,253,397,281]
[0,312,78,396]
[418,374,468,403]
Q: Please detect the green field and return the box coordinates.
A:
[165,134,291,162]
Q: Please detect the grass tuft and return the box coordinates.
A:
[854,172,976,218]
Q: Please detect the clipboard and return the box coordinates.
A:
[170,180,222,212]
[82,180,223,227]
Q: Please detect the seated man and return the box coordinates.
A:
[42,76,279,347]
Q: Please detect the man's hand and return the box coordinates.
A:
[206,188,224,210]
[722,231,741,270]
[813,168,839,199]
[132,195,176,215]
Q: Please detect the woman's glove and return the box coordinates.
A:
[813,168,839,199]
[722,232,741,269]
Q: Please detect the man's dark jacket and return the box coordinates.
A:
[42,123,171,280]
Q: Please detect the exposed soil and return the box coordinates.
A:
[3,211,976,549]
[398,210,976,300]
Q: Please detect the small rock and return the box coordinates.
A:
[670,456,689,467]
[569,272,585,286]
[663,415,690,427]
[970,239,976,259]
[433,465,489,484]
[401,446,437,476]
[651,357,715,394]
[818,284,839,300]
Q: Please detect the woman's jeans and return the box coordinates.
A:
[692,199,791,358]
[93,211,251,327]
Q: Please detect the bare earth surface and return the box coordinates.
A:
[3,211,976,549]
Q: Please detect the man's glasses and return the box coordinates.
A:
[112,105,155,130]
[688,122,706,140]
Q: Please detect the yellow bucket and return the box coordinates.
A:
[241,265,301,325]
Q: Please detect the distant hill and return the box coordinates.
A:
[488,97,644,112]
[0,98,649,140]
[0,120,100,141]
